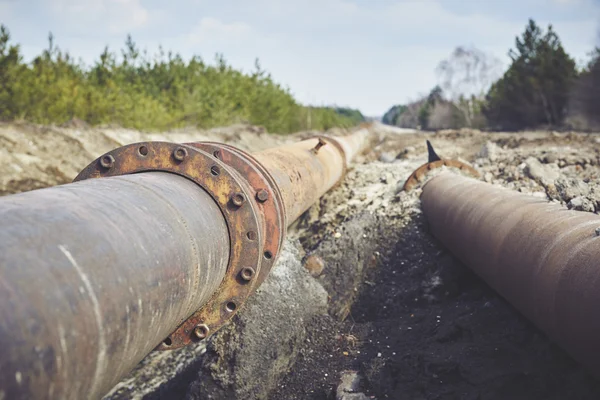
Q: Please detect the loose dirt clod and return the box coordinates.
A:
[304,254,326,277]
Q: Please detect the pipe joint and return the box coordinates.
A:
[76,141,286,349]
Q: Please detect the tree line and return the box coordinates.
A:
[0,25,364,133]
[383,19,599,131]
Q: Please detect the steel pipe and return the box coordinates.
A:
[421,172,600,376]
[254,129,369,223]
[0,172,230,400]
[0,129,370,399]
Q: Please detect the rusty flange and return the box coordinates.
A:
[402,140,480,191]
[402,159,480,191]
[186,142,286,288]
[74,141,279,349]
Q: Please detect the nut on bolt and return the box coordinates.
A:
[256,189,269,203]
[240,267,256,282]
[194,324,210,340]
[100,154,115,169]
[173,146,188,162]
[232,192,246,207]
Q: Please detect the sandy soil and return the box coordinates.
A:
[2,122,600,399]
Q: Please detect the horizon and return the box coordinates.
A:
[1,0,598,116]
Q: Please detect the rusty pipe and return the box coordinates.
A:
[0,130,370,400]
[421,172,600,376]
[0,172,230,400]
[254,129,369,223]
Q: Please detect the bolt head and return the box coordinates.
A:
[240,267,256,282]
[194,324,210,340]
[232,193,246,207]
[100,154,115,169]
[256,189,269,202]
[173,147,188,161]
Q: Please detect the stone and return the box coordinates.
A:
[525,157,560,184]
[567,196,595,213]
[185,241,328,400]
[378,152,395,163]
[396,146,415,160]
[544,153,559,164]
[304,254,325,277]
[477,141,500,162]
[336,371,371,400]
[554,177,590,202]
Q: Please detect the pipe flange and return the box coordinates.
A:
[187,142,286,287]
[402,159,480,191]
[74,142,264,350]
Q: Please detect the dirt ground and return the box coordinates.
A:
[271,128,600,400]
[2,122,600,399]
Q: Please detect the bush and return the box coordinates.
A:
[0,26,360,133]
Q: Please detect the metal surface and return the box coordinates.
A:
[75,141,277,350]
[0,128,370,399]
[402,140,479,191]
[254,129,369,223]
[421,172,600,376]
[0,172,229,400]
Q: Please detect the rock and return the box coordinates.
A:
[336,371,371,400]
[525,157,560,184]
[554,177,590,202]
[484,172,493,183]
[568,196,595,212]
[380,173,391,184]
[396,146,415,160]
[185,241,328,400]
[378,152,395,163]
[304,254,325,277]
[477,141,500,162]
[543,153,559,164]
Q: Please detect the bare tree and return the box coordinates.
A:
[436,46,502,127]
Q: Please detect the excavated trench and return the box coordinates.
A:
[2,123,600,399]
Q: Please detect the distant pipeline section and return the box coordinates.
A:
[405,142,600,379]
[0,129,370,400]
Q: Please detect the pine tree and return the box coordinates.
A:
[484,19,577,129]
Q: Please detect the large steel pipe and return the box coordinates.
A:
[254,129,368,223]
[0,129,370,399]
[0,172,230,400]
[421,172,600,376]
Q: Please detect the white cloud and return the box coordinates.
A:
[49,0,149,34]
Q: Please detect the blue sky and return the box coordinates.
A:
[1,0,599,116]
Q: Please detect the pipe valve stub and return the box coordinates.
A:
[75,141,285,350]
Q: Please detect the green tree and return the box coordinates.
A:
[0,25,360,133]
[484,19,577,129]
[570,48,600,128]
